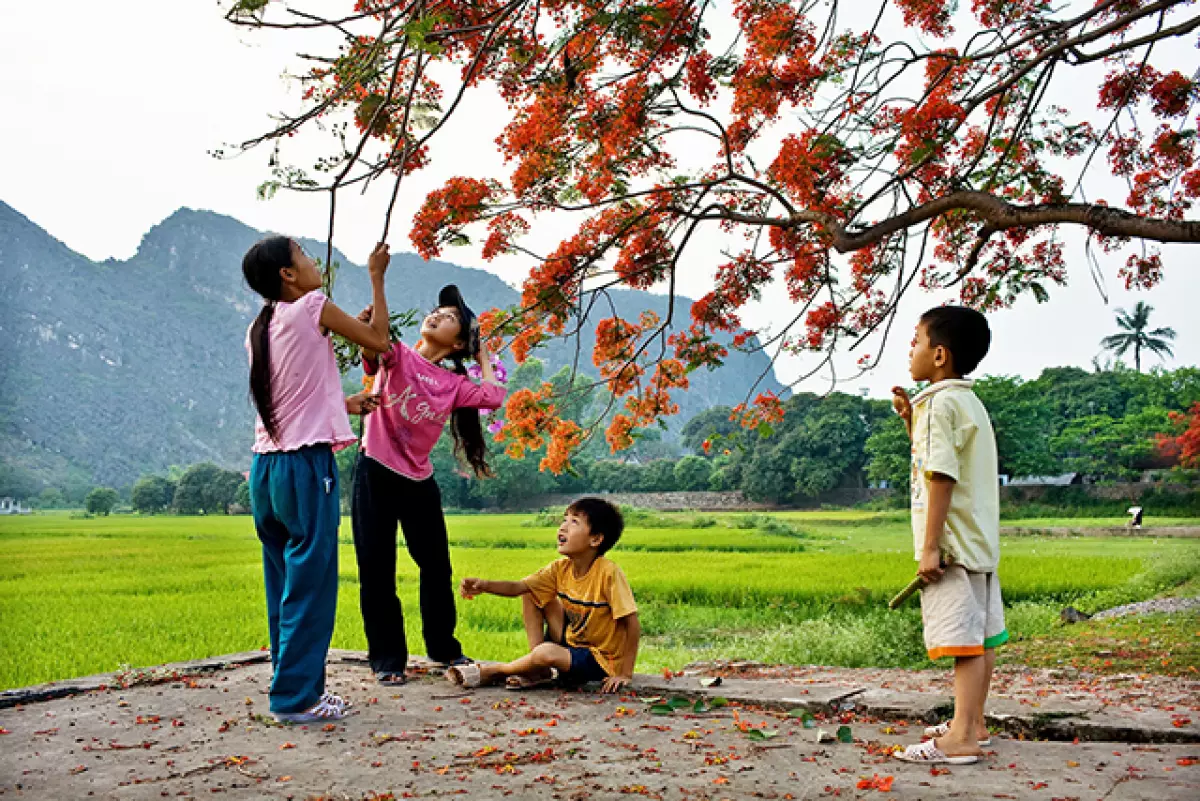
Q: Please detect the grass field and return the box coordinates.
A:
[2,511,1197,690]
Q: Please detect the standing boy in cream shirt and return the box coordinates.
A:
[892,306,1007,765]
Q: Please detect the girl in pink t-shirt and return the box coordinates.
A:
[351,284,506,685]
[242,235,392,723]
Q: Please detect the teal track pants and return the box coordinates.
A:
[249,444,340,714]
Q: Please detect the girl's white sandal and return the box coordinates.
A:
[923,721,991,747]
[894,738,980,765]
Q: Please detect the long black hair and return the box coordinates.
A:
[241,236,294,443]
[447,351,494,479]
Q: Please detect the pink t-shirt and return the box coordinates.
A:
[246,291,357,454]
[362,342,506,480]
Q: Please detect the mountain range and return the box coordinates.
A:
[0,201,784,490]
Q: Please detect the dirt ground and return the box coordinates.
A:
[2,655,1198,800]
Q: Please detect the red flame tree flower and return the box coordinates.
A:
[225,0,1200,471]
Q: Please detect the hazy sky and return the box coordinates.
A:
[2,1,1196,399]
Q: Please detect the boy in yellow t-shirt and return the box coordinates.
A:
[892,306,1006,767]
[449,498,639,693]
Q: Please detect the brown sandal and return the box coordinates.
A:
[505,668,558,691]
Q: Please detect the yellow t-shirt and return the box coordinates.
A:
[910,379,1000,572]
[522,556,638,676]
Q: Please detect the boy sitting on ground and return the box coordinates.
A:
[449,498,639,693]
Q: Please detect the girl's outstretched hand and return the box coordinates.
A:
[368,243,390,280]
[346,392,380,416]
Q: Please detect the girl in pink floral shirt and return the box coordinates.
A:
[352,284,506,684]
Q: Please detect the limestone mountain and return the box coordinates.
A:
[0,201,785,490]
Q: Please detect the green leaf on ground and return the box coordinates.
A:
[788,709,817,727]
[746,729,780,741]
[836,725,853,743]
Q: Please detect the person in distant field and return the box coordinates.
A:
[891,306,1007,765]
[242,236,391,723]
[1128,506,1144,530]
[449,498,639,694]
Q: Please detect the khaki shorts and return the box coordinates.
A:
[919,565,1008,660]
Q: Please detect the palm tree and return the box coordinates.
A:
[1100,301,1176,372]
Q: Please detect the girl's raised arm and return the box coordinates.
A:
[320,243,391,352]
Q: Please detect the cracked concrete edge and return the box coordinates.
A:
[592,674,1200,745]
[0,650,270,709]
[5,649,1198,744]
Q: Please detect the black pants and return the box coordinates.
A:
[352,454,464,673]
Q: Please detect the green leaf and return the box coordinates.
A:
[649,704,675,716]
[709,697,729,708]
[787,709,816,729]
[667,696,692,711]
[756,422,775,438]
[229,0,269,18]
[256,180,280,201]
[836,725,853,743]
[746,729,779,741]
[693,700,709,714]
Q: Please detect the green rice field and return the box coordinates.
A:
[1,511,1196,689]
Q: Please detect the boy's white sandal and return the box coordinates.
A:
[894,739,981,765]
[447,662,483,688]
[923,721,991,747]
[273,695,348,724]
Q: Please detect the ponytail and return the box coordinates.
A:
[249,302,278,442]
[241,236,293,444]
[449,355,494,478]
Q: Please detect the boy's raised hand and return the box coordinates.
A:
[368,243,390,280]
[459,577,486,600]
[891,386,912,423]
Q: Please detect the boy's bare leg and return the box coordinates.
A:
[478,642,573,686]
[938,654,986,757]
[519,597,565,684]
[522,596,565,648]
[978,648,996,741]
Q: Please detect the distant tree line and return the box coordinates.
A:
[8,363,1199,514]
